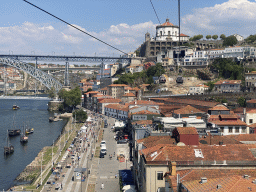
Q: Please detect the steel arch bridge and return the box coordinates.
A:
[0,57,63,93]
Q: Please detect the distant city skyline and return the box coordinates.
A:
[0,0,256,56]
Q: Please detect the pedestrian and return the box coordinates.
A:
[61,182,62,189]
[101,183,104,189]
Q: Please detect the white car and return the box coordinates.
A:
[100,140,106,145]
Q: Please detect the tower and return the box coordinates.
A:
[145,32,150,42]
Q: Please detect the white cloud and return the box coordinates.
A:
[182,0,256,37]
[0,21,156,56]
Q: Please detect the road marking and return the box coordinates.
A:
[100,176,108,179]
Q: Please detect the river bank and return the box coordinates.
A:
[10,113,80,191]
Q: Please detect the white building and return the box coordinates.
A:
[189,84,209,95]
[233,34,244,42]
[245,109,256,125]
[155,19,189,42]
[183,51,208,66]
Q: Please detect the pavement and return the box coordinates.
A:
[41,112,131,192]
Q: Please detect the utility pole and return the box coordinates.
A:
[177,0,181,66]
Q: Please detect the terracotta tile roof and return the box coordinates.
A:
[214,80,241,85]
[140,84,150,87]
[247,99,256,103]
[209,104,229,111]
[219,114,238,119]
[87,91,100,94]
[128,100,164,106]
[137,136,176,148]
[141,144,256,162]
[105,104,128,111]
[131,110,159,115]
[92,94,104,97]
[108,84,128,87]
[100,87,107,91]
[122,93,136,97]
[179,33,189,37]
[173,105,204,114]
[229,134,256,142]
[131,120,153,125]
[182,175,256,192]
[159,19,174,27]
[194,84,209,88]
[151,98,219,108]
[98,98,121,103]
[199,134,240,145]
[176,127,198,135]
[247,109,256,113]
[249,123,256,128]
[211,119,247,126]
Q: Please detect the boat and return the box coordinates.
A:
[20,133,28,143]
[4,130,14,155]
[20,125,28,143]
[49,117,54,122]
[8,129,21,136]
[25,128,34,134]
[12,105,20,110]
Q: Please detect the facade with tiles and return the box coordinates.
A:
[245,71,256,92]
[214,80,241,93]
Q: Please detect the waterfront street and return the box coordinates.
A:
[40,112,131,192]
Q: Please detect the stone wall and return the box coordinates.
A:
[48,100,63,111]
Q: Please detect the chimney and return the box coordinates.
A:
[244,174,249,179]
[217,184,222,189]
[201,177,207,184]
[135,99,137,106]
[219,141,223,145]
[171,161,176,176]
[243,108,246,115]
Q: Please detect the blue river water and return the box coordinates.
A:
[0,98,67,190]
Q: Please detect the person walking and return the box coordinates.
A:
[101,183,104,189]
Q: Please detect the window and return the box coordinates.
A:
[160,31,162,36]
[250,119,253,124]
[157,172,163,180]
[242,127,246,133]
[228,127,233,133]
[220,127,224,133]
[235,127,239,133]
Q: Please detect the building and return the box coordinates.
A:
[208,104,230,115]
[183,50,208,66]
[121,92,136,103]
[214,80,241,93]
[130,110,161,121]
[189,84,209,95]
[172,127,199,145]
[97,98,121,114]
[138,144,256,192]
[104,104,128,119]
[107,84,128,99]
[247,99,256,108]
[210,114,248,135]
[245,71,256,92]
[233,34,244,42]
[172,105,206,119]
[140,19,189,59]
[245,109,256,126]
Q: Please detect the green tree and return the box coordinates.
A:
[86,88,92,92]
[206,35,211,40]
[245,35,256,44]
[221,98,228,103]
[73,109,87,123]
[205,81,215,92]
[223,35,238,47]
[58,87,82,111]
[48,87,56,99]
[237,97,246,107]
[212,35,218,40]
[220,34,226,40]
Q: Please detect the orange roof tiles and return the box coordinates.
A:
[131,110,159,115]
[210,119,247,126]
[209,104,229,111]
[173,105,204,114]
[108,84,128,87]
[159,19,174,27]
[105,104,128,111]
[247,109,256,113]
[131,120,153,125]
[137,136,176,148]
[122,93,136,97]
[128,100,164,106]
[214,80,241,85]
[179,33,189,37]
[176,127,198,135]
[141,144,256,162]
[99,98,121,103]
[100,87,107,91]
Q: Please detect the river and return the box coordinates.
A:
[0,97,68,190]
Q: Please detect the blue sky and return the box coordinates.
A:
[1,0,256,57]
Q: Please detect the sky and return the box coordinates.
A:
[1,0,256,58]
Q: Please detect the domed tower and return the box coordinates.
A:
[156,18,179,41]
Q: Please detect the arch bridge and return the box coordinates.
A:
[0,54,131,93]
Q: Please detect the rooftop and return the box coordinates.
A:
[209,104,229,111]
[173,105,204,115]
[176,127,198,135]
[214,80,241,85]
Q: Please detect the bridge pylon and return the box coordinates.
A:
[64,61,69,86]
